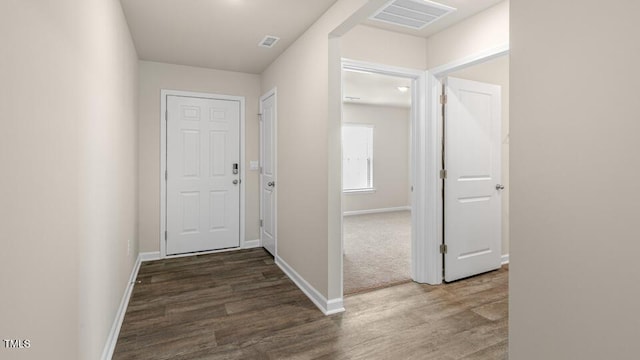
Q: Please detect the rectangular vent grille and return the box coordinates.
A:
[258,35,280,48]
[370,0,456,30]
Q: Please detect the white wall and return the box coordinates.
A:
[510,0,640,358]
[426,0,509,69]
[137,61,261,253]
[342,103,410,212]
[261,0,371,301]
[449,56,510,255]
[0,0,139,359]
[342,24,427,69]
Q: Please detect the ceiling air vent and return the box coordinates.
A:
[370,0,456,30]
[258,35,280,48]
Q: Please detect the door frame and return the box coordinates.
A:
[259,87,278,257]
[426,43,510,284]
[340,59,429,284]
[160,89,246,258]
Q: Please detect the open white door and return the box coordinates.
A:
[166,95,241,255]
[444,77,502,282]
[260,90,276,256]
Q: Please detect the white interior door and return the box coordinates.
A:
[444,77,502,282]
[166,95,240,255]
[260,91,276,256]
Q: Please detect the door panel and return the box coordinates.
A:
[263,187,274,237]
[260,92,276,256]
[444,77,502,282]
[166,95,240,255]
[209,191,227,230]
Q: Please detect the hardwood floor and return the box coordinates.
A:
[114,248,508,360]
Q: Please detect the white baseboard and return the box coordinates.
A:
[275,256,344,316]
[343,206,411,216]
[325,298,346,315]
[501,254,509,265]
[101,254,143,360]
[139,251,161,262]
[243,239,261,249]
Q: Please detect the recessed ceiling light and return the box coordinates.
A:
[258,35,280,48]
[397,86,410,92]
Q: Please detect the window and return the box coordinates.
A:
[342,124,374,192]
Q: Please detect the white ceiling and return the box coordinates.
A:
[120,0,505,75]
[120,0,338,74]
[343,70,412,107]
[363,0,505,37]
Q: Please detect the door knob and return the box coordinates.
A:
[233,179,239,185]
[267,181,275,187]
[496,184,505,190]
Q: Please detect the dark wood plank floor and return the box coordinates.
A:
[114,248,508,360]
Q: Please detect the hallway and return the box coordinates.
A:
[114,249,508,359]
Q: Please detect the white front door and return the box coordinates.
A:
[260,90,276,256]
[166,95,241,255]
[444,77,502,282]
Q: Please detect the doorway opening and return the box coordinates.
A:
[342,69,413,295]
[340,59,427,295]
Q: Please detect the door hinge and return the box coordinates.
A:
[440,169,447,179]
[165,170,168,180]
[165,110,168,121]
[440,244,448,254]
[164,231,167,241]
[258,113,262,121]
[260,219,263,227]
[440,94,447,105]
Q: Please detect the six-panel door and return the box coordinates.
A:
[260,92,276,256]
[166,95,241,255]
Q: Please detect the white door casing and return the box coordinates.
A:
[444,77,502,282]
[341,58,428,285]
[166,95,241,255]
[260,89,277,256]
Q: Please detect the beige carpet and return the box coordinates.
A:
[343,210,411,295]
